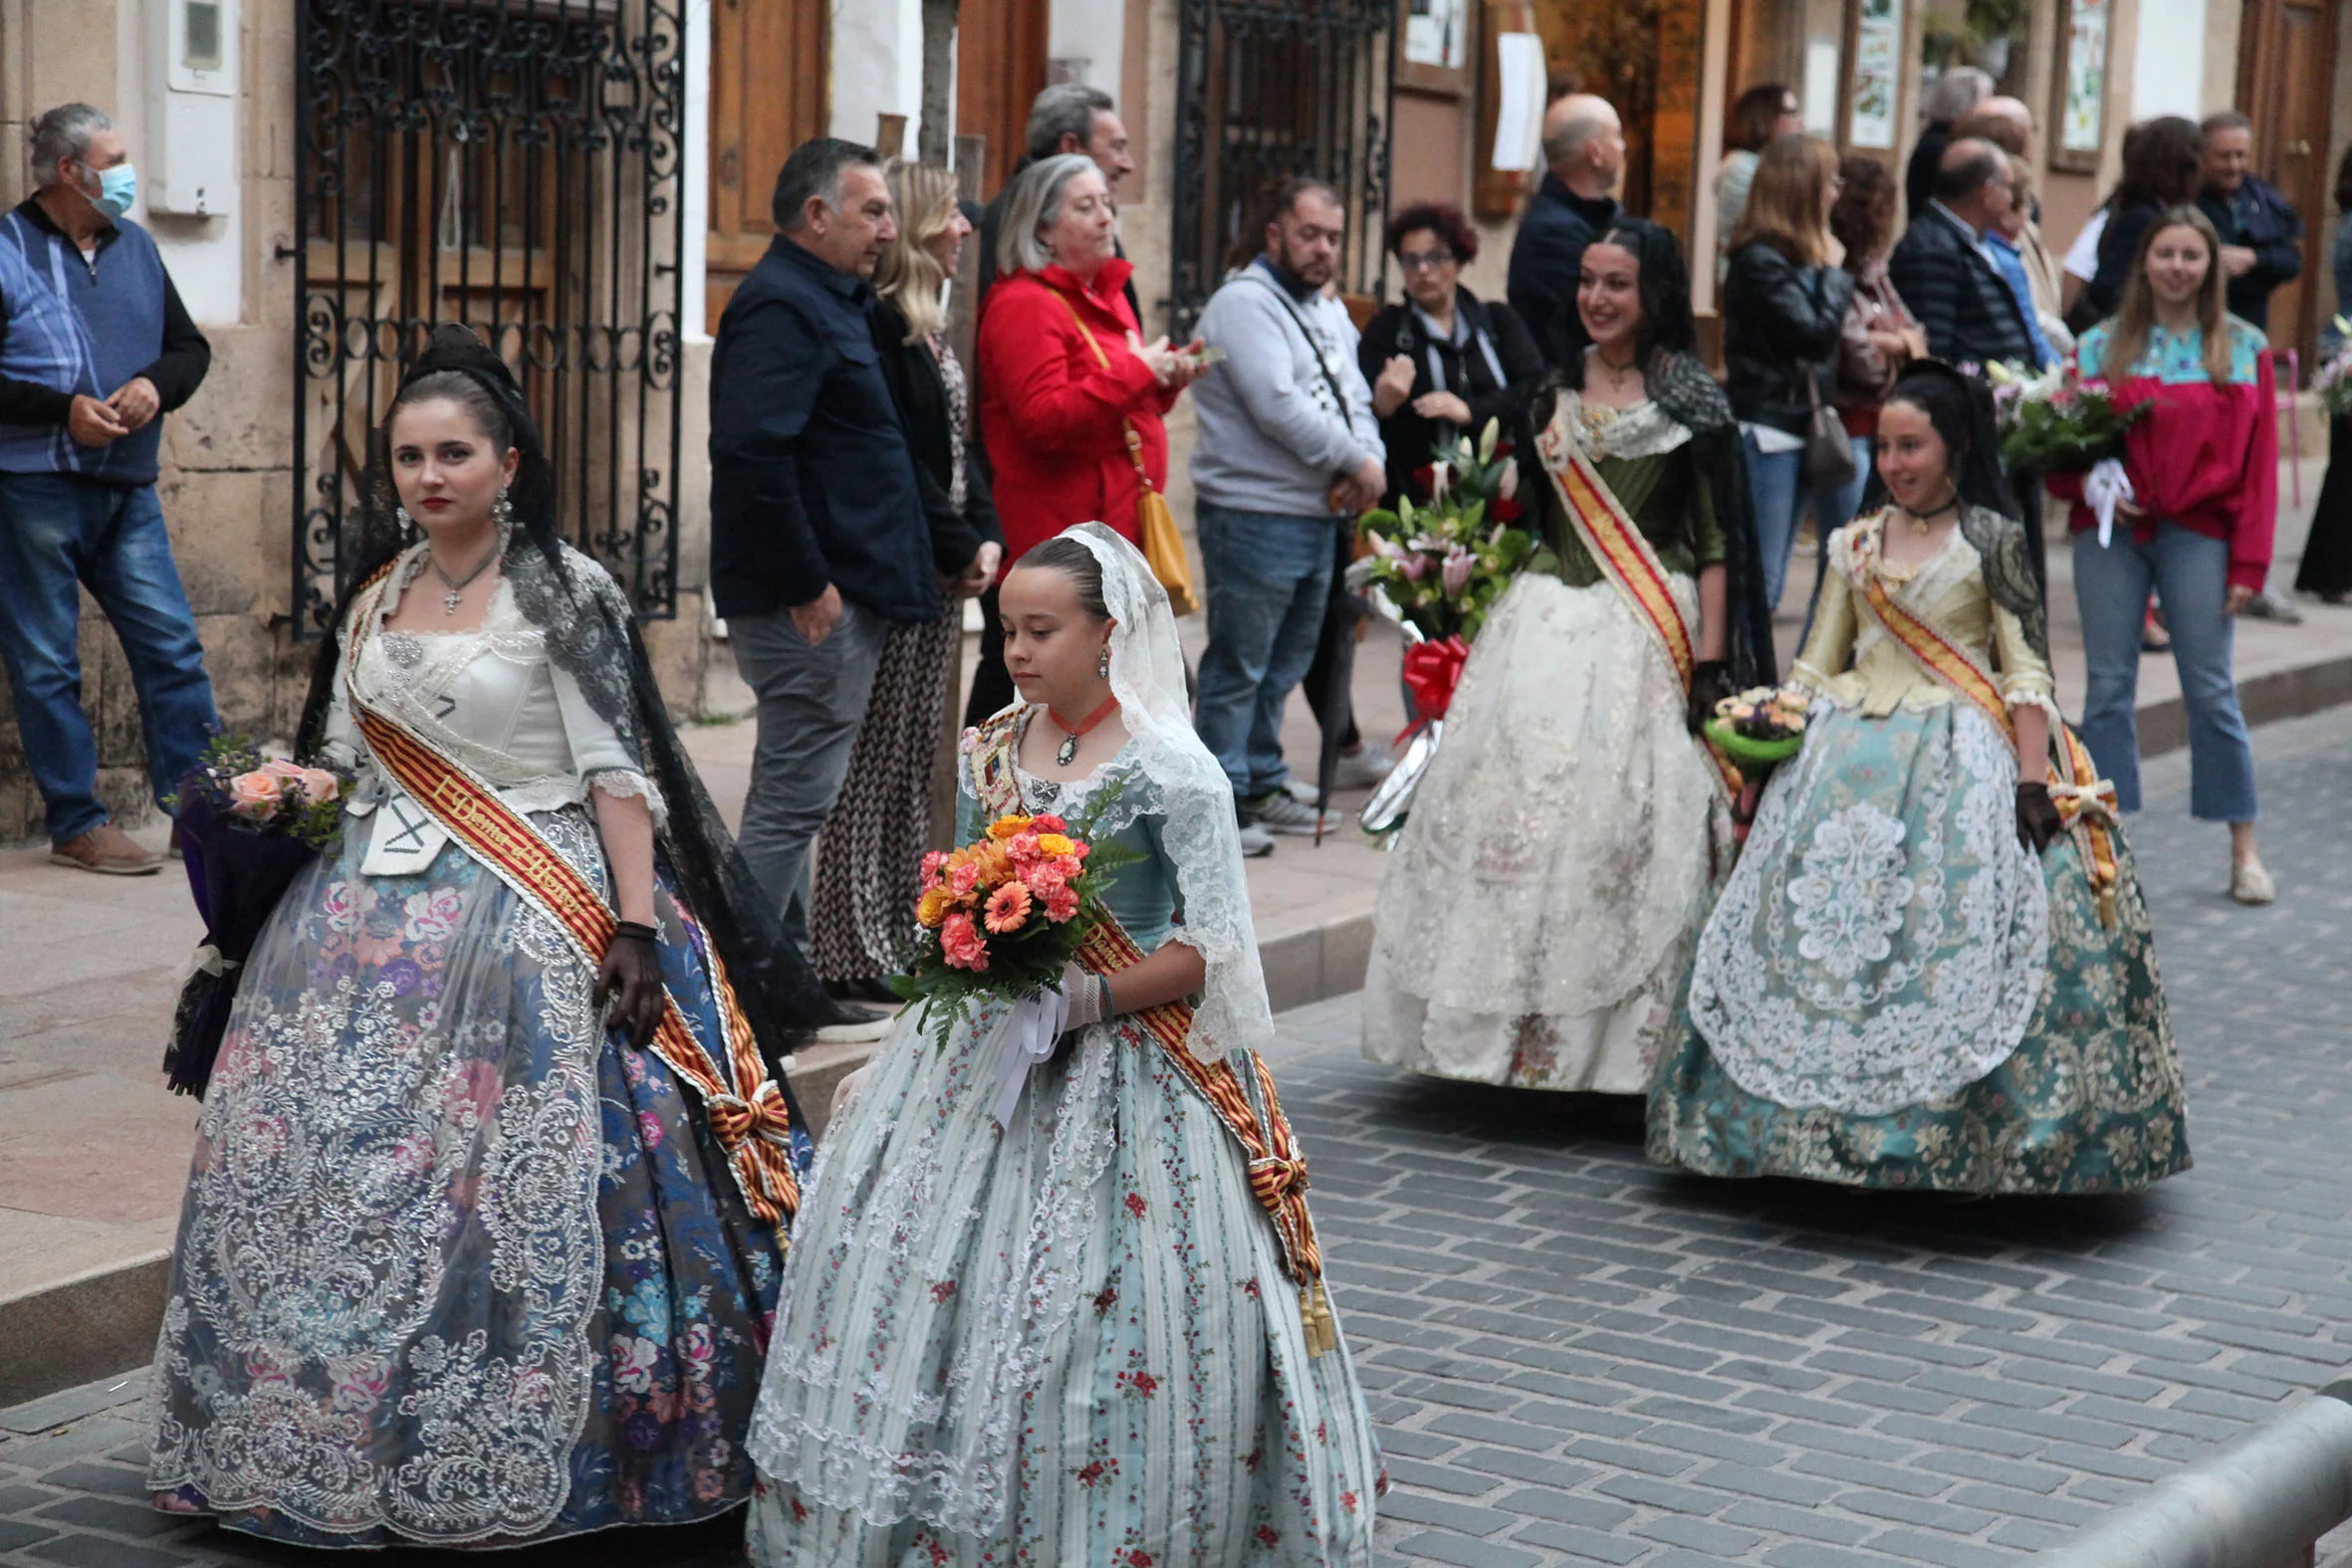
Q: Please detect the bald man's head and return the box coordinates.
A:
[1933,137,2014,231]
[1541,94,1624,197]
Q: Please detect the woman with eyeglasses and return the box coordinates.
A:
[1358,201,1546,507]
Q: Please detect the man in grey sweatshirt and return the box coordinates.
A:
[1189,178,1384,834]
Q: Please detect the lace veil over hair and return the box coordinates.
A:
[1057,523,1277,1062]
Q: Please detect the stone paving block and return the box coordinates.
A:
[1827,1486,1999,1534]
[1913,1447,2075,1493]
[1390,1528,1544,1568]
[1491,1488,1634,1530]
[1383,1456,1507,1498]
[1590,1471,1729,1516]
[1720,1499,1875,1546]
[28,1495,188,1538]
[1561,1439,1700,1479]
[1450,1448,1602,1492]
[1690,1461,1839,1507]
[1505,1518,1649,1563]
[0,1518,58,1552]
[1375,1490,1522,1538]
[22,1536,195,1568]
[1865,1527,2017,1567]
[1631,1513,1768,1558]
[1628,1420,1786,1468]
[1946,1481,2102,1525]
[1760,1543,1893,1568]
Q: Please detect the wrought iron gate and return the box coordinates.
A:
[1167,0,1396,337]
[291,0,688,635]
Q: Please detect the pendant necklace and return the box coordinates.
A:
[1047,694,1120,766]
[1901,492,1960,536]
[430,540,502,615]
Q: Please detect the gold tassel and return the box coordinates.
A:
[2096,886,2117,930]
[1300,1281,1338,1359]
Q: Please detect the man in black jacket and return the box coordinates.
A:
[709,137,942,997]
[2197,111,2302,334]
[1887,139,2034,371]
[1506,94,1623,363]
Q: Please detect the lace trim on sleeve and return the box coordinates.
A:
[587,767,669,826]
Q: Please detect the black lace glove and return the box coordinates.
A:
[2015,782,2062,853]
[594,921,665,1047]
[1688,659,1735,736]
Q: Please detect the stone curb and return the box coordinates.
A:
[4,651,2342,1413]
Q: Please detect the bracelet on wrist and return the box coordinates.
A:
[612,920,659,946]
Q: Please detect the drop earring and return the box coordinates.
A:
[492,487,515,534]
[1097,646,1111,680]
[395,505,416,540]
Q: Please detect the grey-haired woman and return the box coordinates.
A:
[969,152,1207,721]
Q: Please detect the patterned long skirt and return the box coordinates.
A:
[812,610,962,983]
[144,806,799,1546]
[744,999,1382,1566]
[1649,702,2191,1194]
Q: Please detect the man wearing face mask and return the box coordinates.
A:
[0,103,214,876]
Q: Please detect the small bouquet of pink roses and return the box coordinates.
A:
[163,736,353,1097]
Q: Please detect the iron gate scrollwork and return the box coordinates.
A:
[292,0,688,635]
[1168,0,1396,338]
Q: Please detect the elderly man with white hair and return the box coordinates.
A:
[1906,66,1995,220]
[0,102,213,876]
[1507,93,1624,362]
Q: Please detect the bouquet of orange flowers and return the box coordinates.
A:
[893,797,1133,1048]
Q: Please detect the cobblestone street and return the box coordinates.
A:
[3,705,2351,1566]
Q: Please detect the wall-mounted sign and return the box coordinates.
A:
[2052,0,2112,171]
[1848,0,1902,149]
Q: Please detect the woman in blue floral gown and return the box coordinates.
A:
[745,526,1380,1567]
[1650,363,2190,1194]
[143,329,822,1546]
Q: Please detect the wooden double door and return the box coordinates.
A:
[2237,0,2340,367]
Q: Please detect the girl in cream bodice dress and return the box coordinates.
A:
[1651,363,2191,1195]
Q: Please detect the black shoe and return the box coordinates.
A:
[819,1000,887,1027]
[826,976,902,1007]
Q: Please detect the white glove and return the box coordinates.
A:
[828,1061,876,1126]
[1061,961,1113,1030]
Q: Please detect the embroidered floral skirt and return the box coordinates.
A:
[1650,702,2191,1194]
[744,1001,1381,1566]
[143,808,798,1546]
[1362,573,1730,1092]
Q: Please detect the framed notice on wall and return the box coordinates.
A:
[2050,0,2112,172]
[1847,0,1902,149]
[1399,0,1474,95]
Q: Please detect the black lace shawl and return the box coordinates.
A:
[1531,347,1779,692]
[295,326,829,1084]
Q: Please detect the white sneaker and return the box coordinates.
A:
[2230,859,2276,905]
[1245,789,1344,836]
[1237,820,1277,858]
[1283,745,1397,802]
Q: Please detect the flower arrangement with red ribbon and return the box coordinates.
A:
[1351,418,1552,643]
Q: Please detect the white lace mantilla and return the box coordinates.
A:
[1555,391,1695,461]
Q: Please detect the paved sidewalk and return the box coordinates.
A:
[8,705,2349,1564]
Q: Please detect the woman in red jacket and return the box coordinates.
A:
[2054,206,2275,903]
[972,153,1204,721]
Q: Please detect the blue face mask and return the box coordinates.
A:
[83,162,136,221]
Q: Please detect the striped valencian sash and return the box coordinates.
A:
[1839,517,2123,925]
[345,564,802,1227]
[967,710,1337,1356]
[1537,417,1742,798]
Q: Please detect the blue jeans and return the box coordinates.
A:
[1744,429,1823,613]
[2072,522,2257,822]
[1795,434,1875,647]
[0,473,217,841]
[1192,502,1340,799]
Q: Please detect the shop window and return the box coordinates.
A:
[1920,0,2034,102]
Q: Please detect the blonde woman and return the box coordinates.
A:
[810,160,1004,999]
[1723,133,1856,608]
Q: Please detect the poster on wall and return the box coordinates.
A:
[1847,0,1902,149]
[1405,0,1470,70]
[2052,0,2111,171]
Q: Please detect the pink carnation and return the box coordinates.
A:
[920,849,947,884]
[1041,885,1080,924]
[941,912,990,972]
[1031,814,1067,833]
[949,861,983,898]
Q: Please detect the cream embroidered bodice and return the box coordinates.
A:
[1792,517,2057,720]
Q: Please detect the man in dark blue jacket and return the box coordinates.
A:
[0,104,213,876]
[2197,111,2303,334]
[709,136,942,996]
[1506,95,1623,364]
[1887,140,2035,372]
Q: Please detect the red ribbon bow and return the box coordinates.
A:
[1398,636,1472,744]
